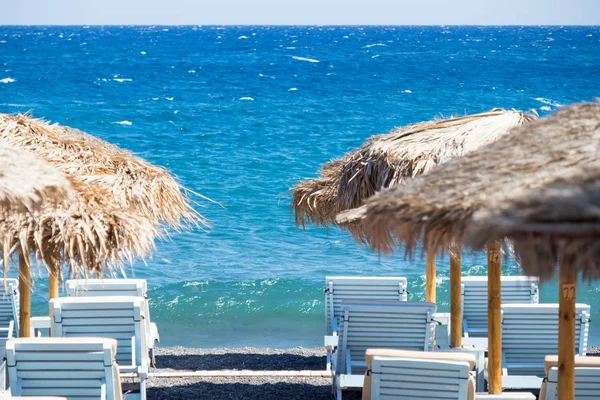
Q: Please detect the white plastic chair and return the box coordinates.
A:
[364,350,475,400]
[2,337,122,399]
[332,300,437,400]
[50,296,148,400]
[324,276,408,369]
[499,303,591,390]
[462,276,539,338]
[541,355,600,399]
[65,279,160,364]
[0,278,19,337]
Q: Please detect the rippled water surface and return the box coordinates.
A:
[1,25,600,347]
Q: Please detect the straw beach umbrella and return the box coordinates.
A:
[293,109,535,345]
[0,141,76,337]
[337,101,600,396]
[0,113,205,300]
[464,108,600,400]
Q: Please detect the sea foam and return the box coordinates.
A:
[0,77,15,83]
[292,56,319,63]
[112,121,132,126]
[535,97,562,107]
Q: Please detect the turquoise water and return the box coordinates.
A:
[1,25,599,347]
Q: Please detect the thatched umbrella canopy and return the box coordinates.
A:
[0,114,204,231]
[0,113,206,336]
[293,109,536,229]
[337,101,600,398]
[467,173,600,281]
[0,141,74,215]
[336,103,599,255]
[0,113,207,272]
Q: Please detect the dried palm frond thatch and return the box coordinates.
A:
[337,102,600,271]
[292,109,536,228]
[467,173,600,281]
[0,141,74,214]
[0,180,157,278]
[0,114,205,231]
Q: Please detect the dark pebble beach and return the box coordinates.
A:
[147,347,361,400]
[146,346,600,400]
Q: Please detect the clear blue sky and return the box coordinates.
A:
[1,0,598,25]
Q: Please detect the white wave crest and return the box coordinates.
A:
[535,97,562,107]
[112,120,132,126]
[540,106,552,111]
[292,56,320,63]
[402,89,412,93]
[238,36,248,40]
[239,97,254,101]
[0,77,15,83]
[165,97,174,101]
[113,78,132,82]
[288,88,298,91]
[140,51,146,55]
[363,43,387,48]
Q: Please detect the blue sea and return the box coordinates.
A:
[1,25,600,348]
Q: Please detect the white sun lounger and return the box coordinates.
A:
[462,276,539,338]
[362,348,477,400]
[499,303,591,390]
[324,276,408,369]
[65,279,160,362]
[332,301,437,400]
[0,279,19,338]
[50,296,149,400]
[540,355,600,399]
[1,337,122,399]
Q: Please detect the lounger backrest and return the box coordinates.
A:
[66,279,147,298]
[368,356,472,400]
[337,301,436,374]
[0,278,19,336]
[543,366,600,399]
[6,337,122,400]
[462,276,539,337]
[502,304,591,376]
[325,277,408,335]
[50,296,148,375]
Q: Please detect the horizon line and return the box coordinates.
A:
[1,23,599,27]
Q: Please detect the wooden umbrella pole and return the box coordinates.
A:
[18,249,30,338]
[426,251,436,303]
[450,244,462,348]
[487,240,502,394]
[48,253,60,300]
[558,262,576,400]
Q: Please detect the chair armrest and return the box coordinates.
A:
[0,359,6,392]
[345,349,352,375]
[0,321,14,338]
[324,335,339,350]
[149,322,160,348]
[30,316,51,337]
